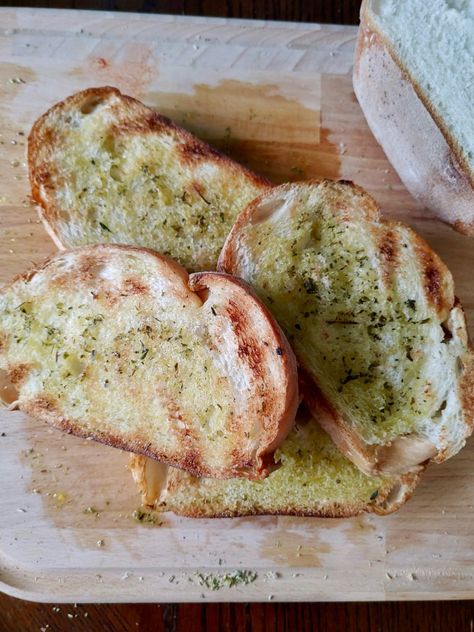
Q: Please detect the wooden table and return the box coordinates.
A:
[1,598,474,631]
[1,1,474,630]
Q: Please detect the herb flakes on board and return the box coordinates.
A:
[194,570,257,591]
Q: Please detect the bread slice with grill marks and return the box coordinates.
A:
[129,407,421,517]
[0,245,298,479]
[219,180,474,476]
[28,87,270,272]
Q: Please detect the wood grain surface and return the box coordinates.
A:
[1,1,474,630]
[0,0,362,24]
[1,596,474,632]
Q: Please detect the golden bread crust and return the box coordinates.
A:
[0,244,298,479]
[28,87,271,271]
[129,413,422,518]
[219,180,474,475]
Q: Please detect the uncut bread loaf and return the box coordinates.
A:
[219,180,474,476]
[0,245,298,479]
[354,0,474,235]
[129,408,421,517]
[28,87,270,271]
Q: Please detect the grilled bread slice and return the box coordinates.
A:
[28,87,270,271]
[130,407,421,517]
[219,180,474,476]
[0,245,298,479]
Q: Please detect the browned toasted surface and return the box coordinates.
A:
[28,87,270,271]
[0,244,298,479]
[218,180,474,474]
[130,408,421,518]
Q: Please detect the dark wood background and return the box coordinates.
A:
[1,599,474,631]
[1,1,473,630]
[0,0,361,23]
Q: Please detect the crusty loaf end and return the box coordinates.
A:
[354,1,474,235]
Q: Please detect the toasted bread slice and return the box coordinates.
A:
[28,87,270,271]
[219,180,474,475]
[0,245,298,479]
[130,407,421,517]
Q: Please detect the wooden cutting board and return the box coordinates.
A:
[1,7,474,604]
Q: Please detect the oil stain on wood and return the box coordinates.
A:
[145,79,342,184]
